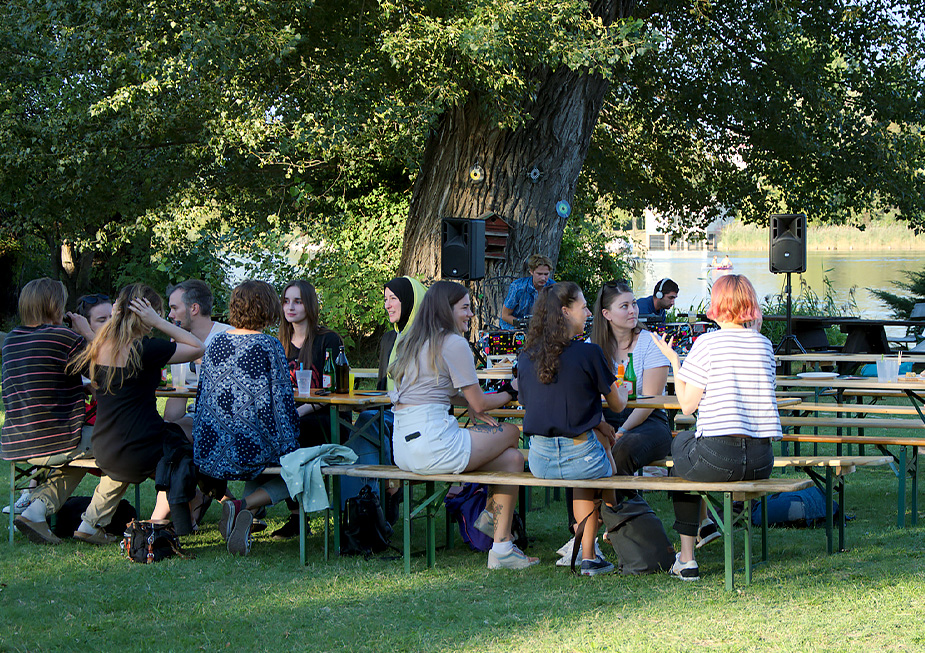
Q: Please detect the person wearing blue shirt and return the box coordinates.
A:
[636,278,679,323]
[499,254,555,330]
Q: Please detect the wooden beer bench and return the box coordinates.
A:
[320,464,811,591]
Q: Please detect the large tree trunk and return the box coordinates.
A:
[399,1,636,328]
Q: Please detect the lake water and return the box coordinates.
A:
[630,250,922,322]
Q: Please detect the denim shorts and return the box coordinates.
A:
[527,433,613,480]
[392,404,471,474]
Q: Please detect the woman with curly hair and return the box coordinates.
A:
[68,284,203,544]
[193,280,301,556]
[389,281,536,570]
[518,281,627,575]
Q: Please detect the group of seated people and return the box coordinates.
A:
[2,261,780,579]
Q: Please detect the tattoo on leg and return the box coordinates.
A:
[471,424,503,434]
[490,500,503,538]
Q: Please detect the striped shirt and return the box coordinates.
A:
[677,329,781,440]
[1,325,87,460]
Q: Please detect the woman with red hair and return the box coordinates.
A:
[651,274,781,581]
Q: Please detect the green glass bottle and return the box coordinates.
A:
[624,352,637,400]
[322,349,335,390]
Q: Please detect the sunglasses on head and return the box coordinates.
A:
[78,294,110,308]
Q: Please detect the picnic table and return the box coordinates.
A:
[764,316,924,354]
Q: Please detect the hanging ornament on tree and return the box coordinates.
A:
[556,200,571,218]
[469,163,485,184]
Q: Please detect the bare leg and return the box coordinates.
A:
[679,534,696,563]
[150,491,171,520]
[573,488,601,562]
[242,488,272,511]
[466,423,523,544]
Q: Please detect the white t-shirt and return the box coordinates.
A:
[677,329,782,440]
[389,333,479,407]
[170,321,232,388]
[620,330,671,395]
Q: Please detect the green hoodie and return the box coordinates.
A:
[377,276,427,391]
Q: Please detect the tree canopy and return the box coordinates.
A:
[2,0,924,338]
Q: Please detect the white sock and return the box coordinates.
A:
[76,521,98,536]
[21,499,47,523]
[491,541,514,554]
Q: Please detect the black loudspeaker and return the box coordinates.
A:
[769,214,807,274]
[441,218,486,280]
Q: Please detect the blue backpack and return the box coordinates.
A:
[444,484,493,551]
[443,483,528,552]
[751,486,837,526]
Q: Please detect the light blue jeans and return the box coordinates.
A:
[527,433,613,480]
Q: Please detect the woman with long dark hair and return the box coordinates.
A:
[518,282,627,575]
[273,280,343,538]
[389,281,536,569]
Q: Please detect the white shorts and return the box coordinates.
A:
[392,404,472,475]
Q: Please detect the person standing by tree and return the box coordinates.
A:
[499,254,555,330]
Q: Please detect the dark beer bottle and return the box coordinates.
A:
[334,345,350,394]
[322,349,335,390]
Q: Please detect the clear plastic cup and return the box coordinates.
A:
[876,358,900,383]
[295,370,312,395]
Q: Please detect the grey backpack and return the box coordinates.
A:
[600,494,676,575]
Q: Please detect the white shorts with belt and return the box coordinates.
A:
[392,404,472,475]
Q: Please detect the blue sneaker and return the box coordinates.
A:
[580,557,615,576]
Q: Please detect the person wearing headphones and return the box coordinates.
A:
[636,279,679,323]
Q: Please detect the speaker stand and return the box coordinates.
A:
[773,272,806,374]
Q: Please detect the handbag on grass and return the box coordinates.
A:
[121,519,191,563]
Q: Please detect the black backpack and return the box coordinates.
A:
[600,493,676,575]
[340,485,394,556]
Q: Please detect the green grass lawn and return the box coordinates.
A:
[3,393,925,651]
[2,456,925,652]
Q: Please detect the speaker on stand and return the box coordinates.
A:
[441,217,486,280]
[769,214,808,367]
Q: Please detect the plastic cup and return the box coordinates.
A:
[295,370,312,395]
[348,371,356,394]
[876,358,900,383]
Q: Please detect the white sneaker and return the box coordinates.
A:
[669,552,700,581]
[555,536,605,566]
[487,545,540,570]
[3,490,32,515]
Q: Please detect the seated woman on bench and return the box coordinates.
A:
[555,280,675,565]
[68,284,204,544]
[651,274,781,581]
[388,280,535,569]
[194,280,301,557]
[518,281,628,575]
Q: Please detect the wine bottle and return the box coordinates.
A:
[334,345,350,394]
[624,352,637,400]
[322,349,335,390]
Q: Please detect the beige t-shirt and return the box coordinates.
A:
[389,333,479,406]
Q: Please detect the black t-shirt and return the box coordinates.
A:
[91,337,177,482]
[286,330,344,387]
[518,341,616,438]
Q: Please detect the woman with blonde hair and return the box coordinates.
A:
[68,283,203,544]
[389,280,535,569]
[651,274,780,580]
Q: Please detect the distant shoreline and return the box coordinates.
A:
[717,222,925,251]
